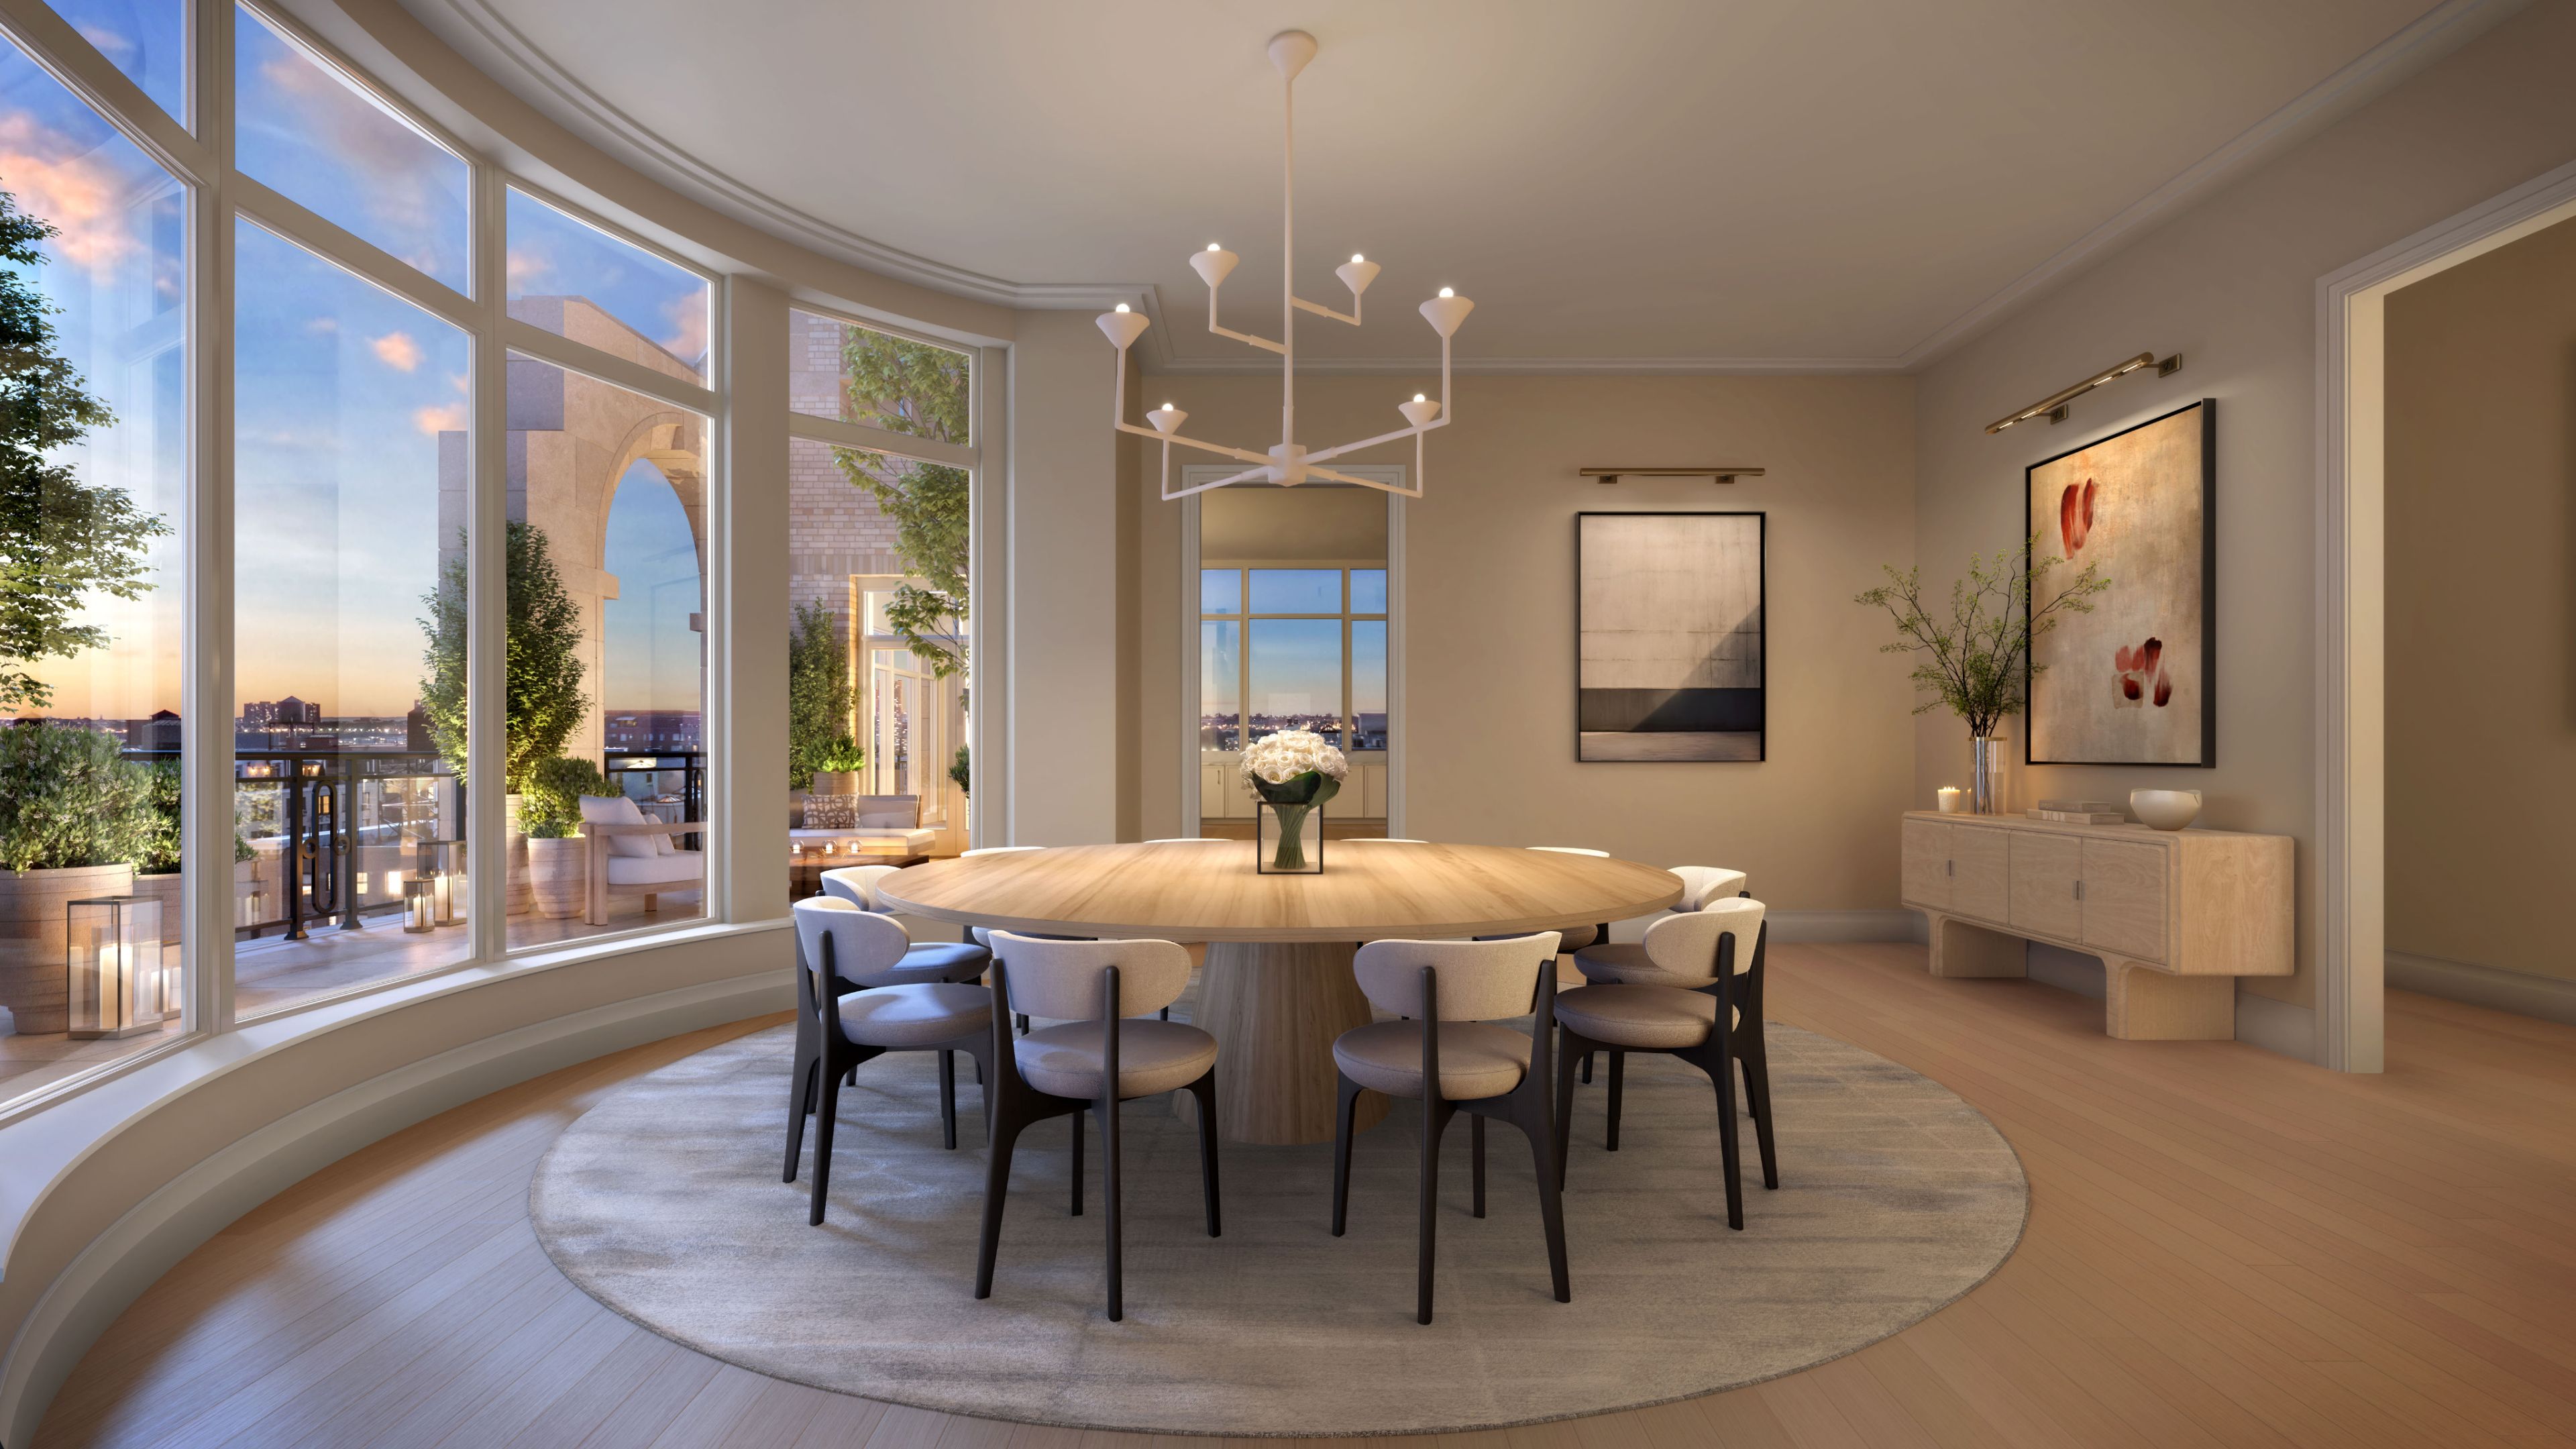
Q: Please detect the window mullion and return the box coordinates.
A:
[187,0,235,1035]
[0,0,213,182]
[467,161,506,965]
[233,174,476,327]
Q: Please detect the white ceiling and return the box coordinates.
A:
[400,0,2483,370]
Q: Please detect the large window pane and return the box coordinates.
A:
[1200,568,1241,616]
[50,0,185,121]
[1352,621,1387,751]
[506,187,709,382]
[1200,621,1240,753]
[1349,568,1387,614]
[234,5,468,291]
[1250,619,1343,747]
[508,354,708,948]
[232,219,468,1016]
[0,36,187,1104]
[1249,568,1340,613]
[788,308,969,441]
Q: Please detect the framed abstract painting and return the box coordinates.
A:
[1574,512,1764,761]
[2025,399,2216,766]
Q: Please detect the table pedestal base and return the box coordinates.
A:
[1195,939,1389,1145]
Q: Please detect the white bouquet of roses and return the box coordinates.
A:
[1240,729,1346,808]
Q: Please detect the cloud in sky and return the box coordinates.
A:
[506,246,550,290]
[659,294,708,364]
[412,402,467,436]
[372,331,423,371]
[0,112,142,278]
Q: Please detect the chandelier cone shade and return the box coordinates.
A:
[1097,31,1470,500]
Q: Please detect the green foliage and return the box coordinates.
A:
[786,600,853,789]
[0,720,156,871]
[137,757,182,875]
[521,754,611,840]
[814,734,865,773]
[836,329,969,677]
[1855,535,2109,738]
[0,188,170,710]
[949,743,970,798]
[417,520,591,794]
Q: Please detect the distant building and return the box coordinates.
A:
[406,702,434,753]
[139,709,181,751]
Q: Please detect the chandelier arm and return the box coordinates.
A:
[1112,421,1273,468]
[1210,321,1286,356]
[1291,296,1360,326]
[1303,463,1418,495]
[1303,415,1446,467]
[1164,462,1273,500]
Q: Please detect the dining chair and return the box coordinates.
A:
[1330,932,1571,1325]
[1524,845,1613,951]
[784,867,994,1184]
[1552,897,1775,1230]
[958,846,1075,1029]
[975,931,1222,1322]
[790,898,997,1227]
[1666,865,1750,912]
[1570,872,1750,1081]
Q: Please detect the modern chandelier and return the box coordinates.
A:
[1095,30,1473,500]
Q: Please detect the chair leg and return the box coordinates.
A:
[782,1051,818,1184]
[1189,1073,1222,1238]
[808,1056,843,1227]
[1580,1050,1594,1085]
[938,1050,959,1150]
[1471,1114,1487,1219]
[1069,1108,1084,1218]
[1159,1006,1169,1021]
[1417,1100,1450,1326]
[1553,1032,1580,1191]
[1016,1013,1030,1035]
[1606,1051,1626,1151]
[1741,1040,1780,1190]
[973,1115,1023,1299]
[1525,1114,1572,1303]
[1331,1074,1362,1236]
[1102,1091,1124,1322]
[1711,1042,1745,1230]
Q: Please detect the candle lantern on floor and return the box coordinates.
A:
[415,839,461,925]
[403,876,437,933]
[65,896,166,1039]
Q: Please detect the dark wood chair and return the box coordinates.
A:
[787,898,996,1227]
[1553,897,1776,1230]
[973,931,1221,1322]
[1330,933,1572,1325]
[1571,866,1748,1083]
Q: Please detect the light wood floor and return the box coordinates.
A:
[36,941,2576,1448]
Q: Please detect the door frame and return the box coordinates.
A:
[1177,465,1406,837]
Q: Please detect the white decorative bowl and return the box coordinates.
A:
[2130,789,2203,831]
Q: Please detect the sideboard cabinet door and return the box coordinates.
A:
[2008,832,2083,941]
[1953,826,2010,924]
[1902,818,1951,911]
[2081,838,2168,963]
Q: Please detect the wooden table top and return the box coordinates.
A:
[874,840,1682,944]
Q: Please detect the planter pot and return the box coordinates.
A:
[811,771,861,797]
[527,837,586,920]
[506,793,533,917]
[0,861,137,1035]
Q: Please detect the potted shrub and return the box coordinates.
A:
[127,758,184,975]
[810,735,865,797]
[521,755,611,920]
[0,721,157,1034]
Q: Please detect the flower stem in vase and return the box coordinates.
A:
[1270,804,1310,870]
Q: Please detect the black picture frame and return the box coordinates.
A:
[2022,398,2217,767]
[1573,511,1767,763]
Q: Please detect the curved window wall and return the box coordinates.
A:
[0,0,728,1111]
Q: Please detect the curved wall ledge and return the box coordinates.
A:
[0,922,792,1447]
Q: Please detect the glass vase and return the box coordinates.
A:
[1256,800,1324,873]
[1970,735,2004,814]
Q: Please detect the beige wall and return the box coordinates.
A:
[1132,374,1919,913]
[1911,1,2576,1012]
[2385,214,2576,983]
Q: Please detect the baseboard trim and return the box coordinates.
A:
[1768,909,1925,944]
[0,972,790,1449]
[2387,949,2576,1028]
[2233,991,2317,1063]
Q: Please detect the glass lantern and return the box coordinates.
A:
[403,876,437,933]
[1254,800,1325,874]
[66,896,167,1039]
[414,839,462,925]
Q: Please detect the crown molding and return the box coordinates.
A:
[405,0,2520,378]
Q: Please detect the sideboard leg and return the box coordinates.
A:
[1927,914,2027,979]
[2104,961,2234,1040]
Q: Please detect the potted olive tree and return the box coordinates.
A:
[0,722,157,1034]
[520,755,611,920]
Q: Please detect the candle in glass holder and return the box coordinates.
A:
[1936,786,1962,814]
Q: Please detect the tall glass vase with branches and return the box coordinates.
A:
[1856,535,2106,812]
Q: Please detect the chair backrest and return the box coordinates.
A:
[1639,896,1766,985]
[819,863,901,910]
[1527,845,1610,857]
[1666,865,1749,912]
[794,896,914,988]
[1352,934,1561,1020]
[580,794,669,857]
[963,845,1042,857]
[986,931,1191,1020]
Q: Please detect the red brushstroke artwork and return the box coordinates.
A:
[2113,637,2170,709]
[2059,478,2097,555]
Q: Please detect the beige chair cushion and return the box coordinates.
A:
[1553,984,1737,1050]
[1015,1019,1217,1100]
[603,851,704,886]
[1668,866,1749,912]
[1332,1020,1531,1102]
[1570,942,1706,989]
[835,982,990,1048]
[581,794,671,857]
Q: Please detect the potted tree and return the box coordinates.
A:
[0,722,157,1034]
[521,755,611,920]
[810,735,865,798]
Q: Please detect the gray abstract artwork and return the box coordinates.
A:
[1576,512,1765,761]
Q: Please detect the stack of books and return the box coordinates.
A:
[2027,798,2127,824]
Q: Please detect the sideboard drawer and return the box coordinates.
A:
[2008,832,2083,941]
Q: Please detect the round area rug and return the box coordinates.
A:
[530,1019,2025,1437]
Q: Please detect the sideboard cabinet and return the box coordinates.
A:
[1898,811,2293,1040]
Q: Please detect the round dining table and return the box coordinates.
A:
[874,840,1681,1145]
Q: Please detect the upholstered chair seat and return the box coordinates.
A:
[1568,941,1707,988]
[835,981,993,1049]
[1015,1019,1219,1099]
[1332,1020,1532,1099]
[1552,984,1737,1049]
